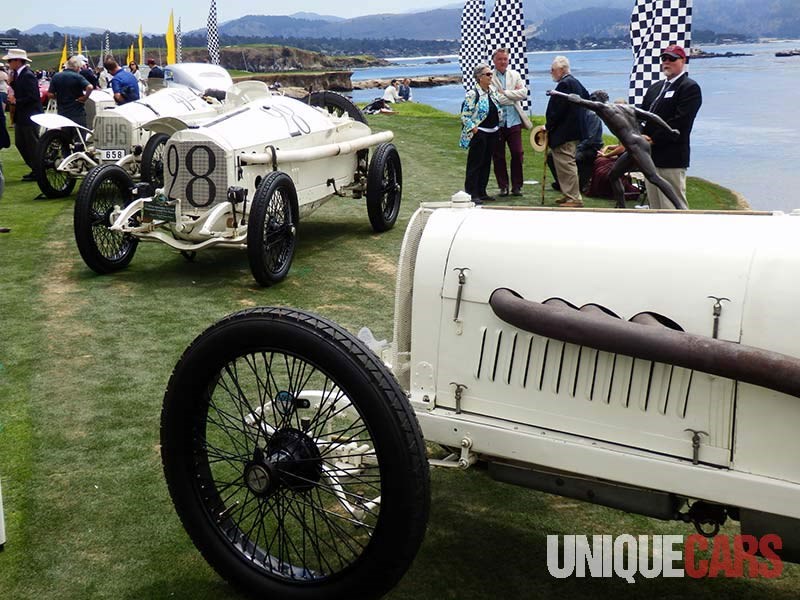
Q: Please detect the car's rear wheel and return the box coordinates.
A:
[36,128,77,198]
[247,171,298,286]
[74,164,139,274]
[161,307,430,600]
[140,132,169,188]
[302,91,367,124]
[366,143,402,232]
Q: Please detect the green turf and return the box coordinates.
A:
[2,107,795,599]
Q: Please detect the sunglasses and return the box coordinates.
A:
[660,55,682,62]
[481,72,492,77]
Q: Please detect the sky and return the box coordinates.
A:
[7,0,456,34]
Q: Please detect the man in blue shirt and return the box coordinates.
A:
[104,58,139,105]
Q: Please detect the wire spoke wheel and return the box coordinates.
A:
[36,129,77,198]
[140,132,169,188]
[74,165,138,274]
[247,171,298,286]
[366,143,402,233]
[302,91,367,125]
[162,308,429,599]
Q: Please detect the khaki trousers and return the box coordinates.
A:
[552,141,581,202]
[645,167,687,209]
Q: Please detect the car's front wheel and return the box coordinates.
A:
[74,164,139,274]
[161,307,430,600]
[36,128,77,198]
[366,143,402,232]
[247,171,298,286]
[140,132,169,188]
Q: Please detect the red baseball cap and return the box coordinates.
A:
[661,45,687,60]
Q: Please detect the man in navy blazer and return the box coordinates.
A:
[640,45,702,209]
[545,56,590,207]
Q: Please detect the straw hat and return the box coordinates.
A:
[530,125,548,152]
[1,48,32,63]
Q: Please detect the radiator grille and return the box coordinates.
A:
[164,140,228,209]
[94,115,132,150]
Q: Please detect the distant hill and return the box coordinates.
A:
[207,10,463,41]
[535,8,631,40]
[692,0,800,37]
[12,1,800,44]
[22,23,105,36]
[288,12,345,23]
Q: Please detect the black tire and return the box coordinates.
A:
[140,132,169,188]
[74,164,139,274]
[36,128,77,198]
[247,171,298,286]
[302,91,367,125]
[366,143,402,233]
[161,308,430,600]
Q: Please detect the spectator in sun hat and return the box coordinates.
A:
[639,44,702,209]
[2,48,42,180]
[76,54,99,88]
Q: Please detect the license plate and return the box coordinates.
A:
[143,197,177,222]
[99,149,126,161]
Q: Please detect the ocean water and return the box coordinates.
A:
[351,42,800,211]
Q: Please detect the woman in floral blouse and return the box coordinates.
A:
[460,63,504,204]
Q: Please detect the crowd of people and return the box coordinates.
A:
[0,47,167,233]
[460,44,702,209]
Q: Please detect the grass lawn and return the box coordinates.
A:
[1,103,797,599]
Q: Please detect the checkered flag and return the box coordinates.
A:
[207,0,220,66]
[67,35,74,58]
[460,0,487,91]
[629,0,693,105]
[487,0,530,110]
[104,31,111,60]
[176,18,183,63]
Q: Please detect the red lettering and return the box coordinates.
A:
[708,535,735,577]
[733,535,759,578]
[758,534,784,579]
[685,534,708,578]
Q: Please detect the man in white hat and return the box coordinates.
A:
[2,48,42,180]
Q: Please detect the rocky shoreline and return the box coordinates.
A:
[352,75,462,91]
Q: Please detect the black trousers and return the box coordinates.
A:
[15,123,40,172]
[464,130,498,199]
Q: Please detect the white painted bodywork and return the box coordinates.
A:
[109,93,392,252]
[393,205,800,519]
[33,64,237,180]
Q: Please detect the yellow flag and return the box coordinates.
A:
[127,44,134,66]
[138,25,144,65]
[77,38,82,55]
[166,10,176,65]
[59,35,67,69]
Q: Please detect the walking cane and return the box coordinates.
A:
[541,139,548,206]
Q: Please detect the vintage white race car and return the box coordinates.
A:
[72,89,401,286]
[159,200,800,598]
[31,64,235,198]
